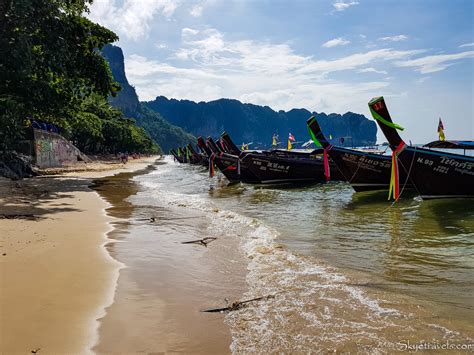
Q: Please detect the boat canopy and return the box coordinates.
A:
[423,140,474,150]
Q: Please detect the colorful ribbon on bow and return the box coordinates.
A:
[388,141,407,200]
[209,153,215,177]
[220,139,226,152]
[369,106,405,131]
[323,145,333,181]
[186,147,191,162]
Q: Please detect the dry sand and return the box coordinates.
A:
[0,157,158,354]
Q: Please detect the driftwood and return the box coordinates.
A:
[137,216,202,223]
[181,237,217,247]
[137,217,156,223]
[201,295,275,313]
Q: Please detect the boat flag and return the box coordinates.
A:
[438,118,445,141]
[287,139,292,150]
[272,134,278,147]
[289,133,295,142]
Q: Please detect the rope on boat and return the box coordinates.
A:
[348,159,363,183]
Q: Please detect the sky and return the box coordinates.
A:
[87,0,474,143]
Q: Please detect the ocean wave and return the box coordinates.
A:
[134,158,467,353]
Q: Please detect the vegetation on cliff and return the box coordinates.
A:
[144,97,377,148]
[101,45,195,152]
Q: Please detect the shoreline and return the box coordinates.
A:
[0,157,158,353]
[93,159,248,353]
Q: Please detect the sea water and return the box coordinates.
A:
[96,157,474,353]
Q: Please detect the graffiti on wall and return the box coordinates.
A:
[34,130,82,168]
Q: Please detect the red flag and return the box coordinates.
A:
[289,133,295,141]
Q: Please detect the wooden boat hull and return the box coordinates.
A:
[397,147,474,199]
[306,115,407,192]
[368,96,474,199]
[327,147,412,192]
[241,150,345,184]
[213,153,260,184]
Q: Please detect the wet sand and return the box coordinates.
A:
[93,163,248,353]
[0,157,157,353]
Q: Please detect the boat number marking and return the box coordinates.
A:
[417,157,433,166]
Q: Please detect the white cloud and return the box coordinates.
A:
[190,5,203,17]
[297,48,424,75]
[126,52,389,113]
[357,67,388,74]
[459,42,474,48]
[124,29,432,113]
[378,35,408,42]
[333,1,359,12]
[322,37,351,48]
[123,27,472,118]
[176,28,227,61]
[416,76,431,83]
[189,0,216,18]
[87,0,180,41]
[395,51,474,74]
[182,28,200,37]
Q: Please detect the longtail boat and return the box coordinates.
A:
[197,136,211,166]
[220,131,242,155]
[306,116,412,192]
[170,148,184,163]
[423,140,474,153]
[206,137,259,183]
[197,136,213,157]
[240,149,344,184]
[368,96,474,199]
[177,147,188,163]
[220,130,345,184]
[186,143,204,165]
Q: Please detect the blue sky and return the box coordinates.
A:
[87,0,473,143]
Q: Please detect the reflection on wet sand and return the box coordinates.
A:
[93,164,248,354]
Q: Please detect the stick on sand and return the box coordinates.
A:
[181,237,217,247]
[201,295,275,313]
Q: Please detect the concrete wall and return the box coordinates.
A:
[33,129,88,168]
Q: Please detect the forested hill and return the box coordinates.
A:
[101,45,194,152]
[101,44,377,149]
[144,97,377,148]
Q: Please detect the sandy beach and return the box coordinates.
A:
[2,156,472,354]
[0,157,158,354]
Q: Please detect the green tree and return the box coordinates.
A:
[0,0,118,151]
[70,93,160,154]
